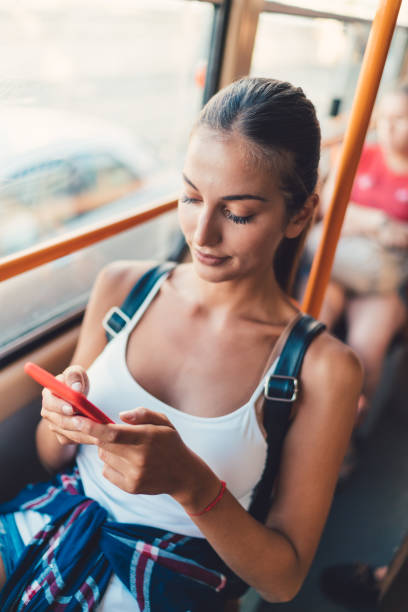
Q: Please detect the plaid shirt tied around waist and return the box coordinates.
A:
[0,466,236,611]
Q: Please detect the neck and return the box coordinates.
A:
[190,265,294,324]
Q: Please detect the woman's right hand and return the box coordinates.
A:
[40,365,99,446]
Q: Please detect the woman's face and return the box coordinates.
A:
[178,126,306,283]
[377,92,408,156]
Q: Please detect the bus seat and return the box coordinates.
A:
[0,328,78,501]
[0,398,48,503]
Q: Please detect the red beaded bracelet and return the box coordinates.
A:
[188,481,227,517]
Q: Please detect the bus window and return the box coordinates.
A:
[251,6,407,136]
[0,0,214,356]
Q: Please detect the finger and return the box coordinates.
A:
[97,445,131,472]
[42,409,101,439]
[94,422,157,447]
[99,456,142,495]
[42,387,76,416]
[119,406,175,429]
[66,417,141,449]
[41,376,82,416]
[100,462,131,492]
[96,424,173,455]
[48,423,99,445]
[41,406,72,429]
[62,365,90,396]
[56,433,73,445]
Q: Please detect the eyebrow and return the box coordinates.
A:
[182,173,267,203]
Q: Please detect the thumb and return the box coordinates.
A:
[119,407,174,428]
[62,365,90,396]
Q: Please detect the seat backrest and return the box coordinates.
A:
[0,400,49,502]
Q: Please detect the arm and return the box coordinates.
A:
[315,195,408,248]
[36,259,158,473]
[336,204,408,247]
[177,335,363,602]
[56,332,362,602]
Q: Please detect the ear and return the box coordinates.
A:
[284,193,319,239]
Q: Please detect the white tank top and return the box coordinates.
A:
[76,271,278,539]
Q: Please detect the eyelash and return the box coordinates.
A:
[180,196,254,225]
[223,210,253,224]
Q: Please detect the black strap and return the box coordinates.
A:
[103,262,176,341]
[248,315,326,523]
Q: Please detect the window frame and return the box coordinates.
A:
[262,1,408,27]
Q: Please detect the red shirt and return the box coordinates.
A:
[350,144,408,221]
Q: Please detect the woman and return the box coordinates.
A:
[0,78,362,610]
[307,83,408,433]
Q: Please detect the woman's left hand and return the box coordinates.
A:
[74,407,218,508]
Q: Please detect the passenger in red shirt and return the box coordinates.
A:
[351,143,408,222]
[306,84,408,451]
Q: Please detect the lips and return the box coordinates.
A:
[194,249,230,265]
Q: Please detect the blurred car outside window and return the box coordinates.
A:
[0,105,168,256]
[0,0,214,355]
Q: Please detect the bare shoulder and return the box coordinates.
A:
[300,329,363,413]
[71,259,160,367]
[92,259,160,309]
[303,330,363,383]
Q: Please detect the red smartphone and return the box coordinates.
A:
[24,361,114,424]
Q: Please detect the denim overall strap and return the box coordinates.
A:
[248,314,326,524]
[103,261,176,341]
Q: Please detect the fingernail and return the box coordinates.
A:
[72,418,82,429]
[120,407,143,416]
[62,404,74,415]
[71,382,82,391]
[119,409,138,420]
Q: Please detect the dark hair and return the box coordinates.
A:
[196,77,321,293]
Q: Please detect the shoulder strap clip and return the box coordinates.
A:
[249,314,326,523]
[102,306,131,338]
[104,261,176,342]
[264,374,298,402]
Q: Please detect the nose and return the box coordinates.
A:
[194,206,222,247]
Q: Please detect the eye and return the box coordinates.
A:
[223,209,254,224]
[180,195,200,204]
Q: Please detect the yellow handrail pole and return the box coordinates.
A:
[302,0,402,318]
[0,196,178,282]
